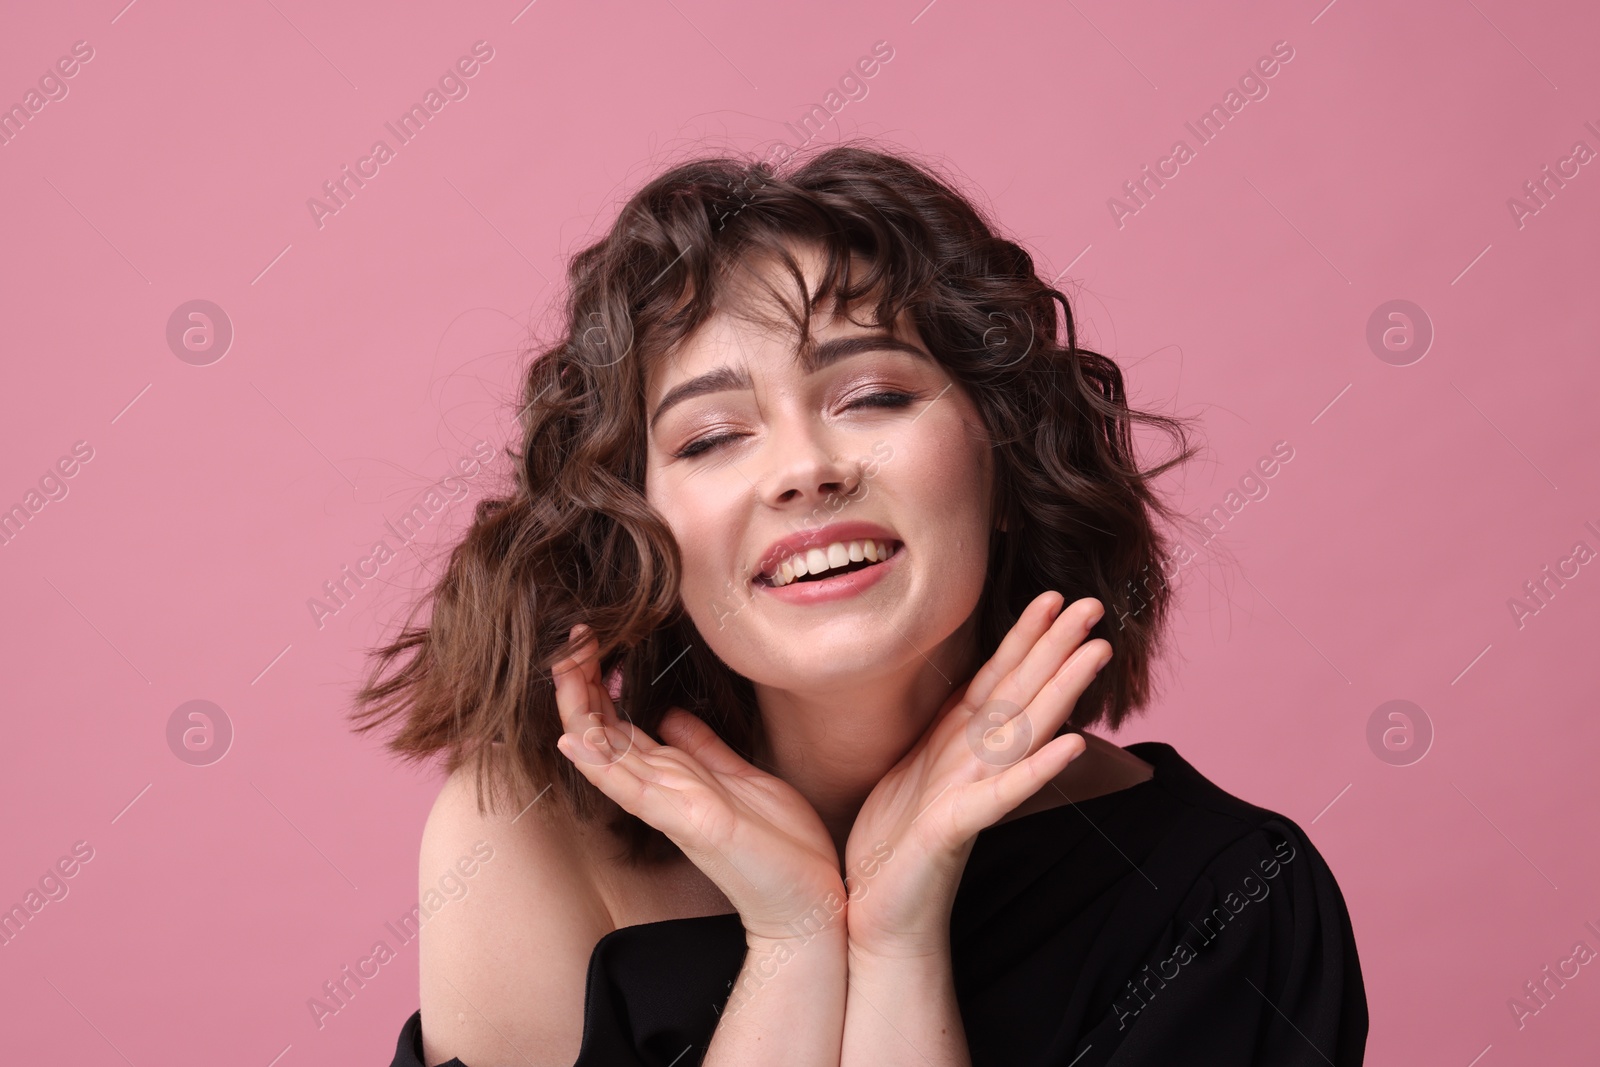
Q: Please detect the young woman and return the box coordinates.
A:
[356,143,1368,1066]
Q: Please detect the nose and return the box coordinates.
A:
[759,417,863,510]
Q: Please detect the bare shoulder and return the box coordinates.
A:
[417,760,609,1067]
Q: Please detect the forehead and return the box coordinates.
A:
[646,242,918,395]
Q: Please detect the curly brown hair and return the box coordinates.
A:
[349,140,1200,866]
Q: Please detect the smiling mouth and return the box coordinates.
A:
[755,540,903,588]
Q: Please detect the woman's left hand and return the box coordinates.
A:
[841,592,1111,960]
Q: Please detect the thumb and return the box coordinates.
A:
[658,707,691,741]
[658,707,751,776]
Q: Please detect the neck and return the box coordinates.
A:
[750,608,984,859]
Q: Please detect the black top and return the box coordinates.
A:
[388,742,1368,1066]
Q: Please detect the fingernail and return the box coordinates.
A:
[1094,651,1110,675]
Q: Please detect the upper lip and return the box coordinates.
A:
[752,520,902,583]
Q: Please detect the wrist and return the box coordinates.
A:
[745,913,849,954]
[846,927,953,966]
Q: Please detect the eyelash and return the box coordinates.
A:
[672,391,917,459]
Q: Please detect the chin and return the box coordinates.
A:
[728,608,961,693]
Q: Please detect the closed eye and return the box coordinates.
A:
[671,391,917,459]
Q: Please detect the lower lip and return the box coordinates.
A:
[753,544,904,605]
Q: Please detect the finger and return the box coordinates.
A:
[959,731,1088,835]
[658,708,755,777]
[552,652,640,765]
[552,626,636,742]
[990,596,1105,719]
[563,625,607,696]
[960,591,1063,709]
[552,646,606,732]
[555,735,750,879]
[556,733,695,828]
[1005,638,1113,769]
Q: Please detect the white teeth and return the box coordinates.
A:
[764,538,897,587]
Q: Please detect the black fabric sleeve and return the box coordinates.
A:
[390,1010,463,1067]
[1084,820,1368,1066]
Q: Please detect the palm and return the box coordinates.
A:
[842,593,1108,957]
[553,632,844,943]
[841,680,992,947]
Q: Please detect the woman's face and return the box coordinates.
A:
[642,243,997,695]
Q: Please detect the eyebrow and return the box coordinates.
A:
[649,333,933,432]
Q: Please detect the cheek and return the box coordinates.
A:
[901,415,991,519]
[649,474,734,594]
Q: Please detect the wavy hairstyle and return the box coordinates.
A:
[349,141,1199,866]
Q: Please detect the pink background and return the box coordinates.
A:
[2,0,1597,1063]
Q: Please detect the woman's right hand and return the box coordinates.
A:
[551,626,846,945]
